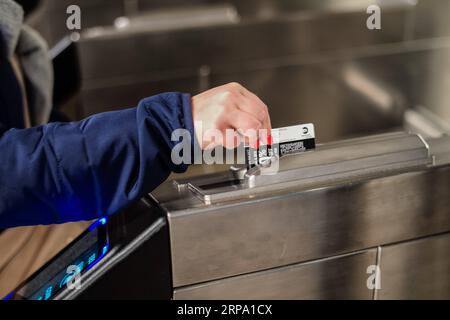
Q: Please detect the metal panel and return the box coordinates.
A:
[378,233,450,299]
[77,2,410,81]
[428,136,450,166]
[153,135,450,287]
[74,0,414,122]
[30,0,125,48]
[174,249,377,300]
[80,76,199,116]
[412,0,450,40]
[78,17,311,80]
[184,132,431,204]
[78,42,450,140]
[138,0,413,19]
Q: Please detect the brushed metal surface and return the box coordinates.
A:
[412,0,450,40]
[184,132,431,204]
[72,0,450,142]
[174,249,377,300]
[378,233,450,299]
[428,136,450,166]
[78,2,409,80]
[156,137,450,287]
[157,136,450,287]
[78,39,450,141]
[138,0,413,20]
[30,1,450,138]
[77,2,413,137]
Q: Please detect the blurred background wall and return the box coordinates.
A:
[23,0,450,143]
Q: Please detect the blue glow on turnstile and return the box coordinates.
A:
[2,217,109,300]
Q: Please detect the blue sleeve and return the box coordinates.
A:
[0,92,194,228]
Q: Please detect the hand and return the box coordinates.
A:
[192,82,271,149]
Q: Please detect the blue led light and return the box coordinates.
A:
[59,274,73,288]
[3,217,111,301]
[88,253,96,265]
[87,217,107,231]
[44,286,53,300]
[86,245,109,272]
[2,292,14,300]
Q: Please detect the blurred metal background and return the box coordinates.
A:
[26,0,450,142]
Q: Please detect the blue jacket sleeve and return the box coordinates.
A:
[0,92,194,228]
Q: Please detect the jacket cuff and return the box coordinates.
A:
[138,92,196,173]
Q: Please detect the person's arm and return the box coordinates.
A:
[0,82,271,229]
[0,92,193,228]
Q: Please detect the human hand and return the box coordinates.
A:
[192,82,271,149]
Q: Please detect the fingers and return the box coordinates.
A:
[226,83,267,122]
[222,131,242,149]
[194,82,272,149]
[229,83,271,139]
[228,109,273,148]
[226,109,262,132]
[219,82,272,146]
[236,96,267,123]
[261,110,272,145]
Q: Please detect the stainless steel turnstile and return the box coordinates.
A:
[7,132,450,300]
[151,132,450,299]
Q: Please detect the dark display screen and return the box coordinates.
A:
[4,218,109,300]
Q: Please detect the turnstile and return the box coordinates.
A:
[6,132,450,299]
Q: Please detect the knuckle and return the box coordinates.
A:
[223,94,236,106]
[228,82,242,90]
[224,103,234,112]
[258,108,267,119]
[244,117,261,129]
[227,89,237,96]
